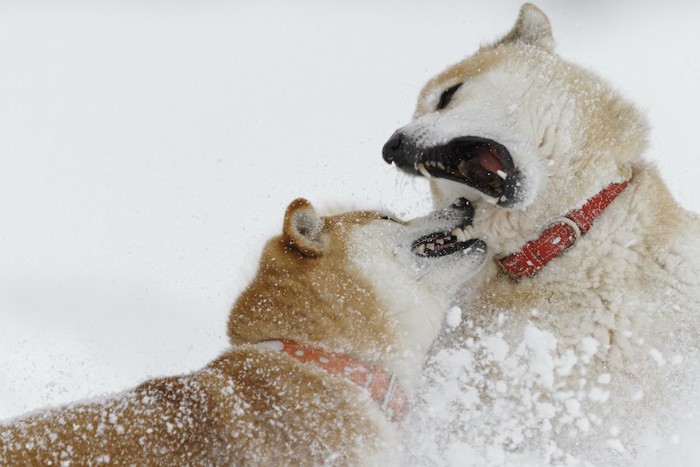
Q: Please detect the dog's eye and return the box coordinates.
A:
[436,82,463,111]
[379,214,401,223]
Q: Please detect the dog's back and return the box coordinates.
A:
[1,347,391,465]
[2,198,487,465]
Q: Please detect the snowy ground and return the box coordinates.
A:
[1,0,699,462]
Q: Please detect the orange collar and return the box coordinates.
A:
[499,178,631,281]
[257,339,408,422]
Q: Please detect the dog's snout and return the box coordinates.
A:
[382,131,423,171]
[382,132,404,164]
[451,197,475,220]
[451,198,472,210]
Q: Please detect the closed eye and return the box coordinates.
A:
[379,214,404,224]
[436,82,463,111]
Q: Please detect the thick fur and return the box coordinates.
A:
[0,199,486,465]
[389,4,700,464]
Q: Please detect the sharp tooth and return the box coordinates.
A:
[436,238,445,245]
[426,243,435,251]
[417,163,432,179]
[458,161,469,176]
[437,162,446,170]
[496,170,507,180]
[414,244,426,255]
[462,226,475,238]
[451,227,467,242]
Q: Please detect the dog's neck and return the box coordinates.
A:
[256,339,408,421]
[497,177,631,281]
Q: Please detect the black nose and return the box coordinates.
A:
[382,132,404,164]
[451,198,472,210]
[451,197,475,220]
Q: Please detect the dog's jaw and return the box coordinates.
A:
[383,55,563,211]
[345,237,449,388]
[344,214,486,388]
[386,135,526,207]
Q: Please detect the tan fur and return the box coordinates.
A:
[0,348,387,466]
[229,209,393,358]
[0,202,397,466]
[495,4,554,50]
[415,51,507,118]
[2,199,486,465]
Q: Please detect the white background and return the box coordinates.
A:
[1,0,698,420]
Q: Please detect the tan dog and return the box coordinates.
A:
[0,198,486,465]
[384,3,700,464]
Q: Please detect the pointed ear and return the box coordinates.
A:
[283,198,328,257]
[498,3,554,51]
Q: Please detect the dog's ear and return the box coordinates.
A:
[283,198,328,257]
[498,3,554,51]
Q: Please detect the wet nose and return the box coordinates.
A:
[451,197,475,218]
[382,132,404,164]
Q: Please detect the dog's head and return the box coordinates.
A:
[228,198,486,380]
[382,3,647,254]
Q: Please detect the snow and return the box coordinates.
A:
[1,0,699,464]
[445,306,462,329]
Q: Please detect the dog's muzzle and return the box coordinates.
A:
[382,131,420,165]
[382,131,523,207]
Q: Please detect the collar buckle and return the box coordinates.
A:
[552,216,581,245]
[498,178,631,281]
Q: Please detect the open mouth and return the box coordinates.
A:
[383,134,522,206]
[411,225,484,258]
[413,137,519,204]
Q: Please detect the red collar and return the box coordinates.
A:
[257,339,408,422]
[498,178,631,281]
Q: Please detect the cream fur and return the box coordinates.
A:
[392,4,700,464]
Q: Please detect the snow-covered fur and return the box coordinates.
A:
[0,198,486,466]
[384,4,700,465]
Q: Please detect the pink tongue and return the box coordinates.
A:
[479,151,503,174]
[435,235,455,251]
